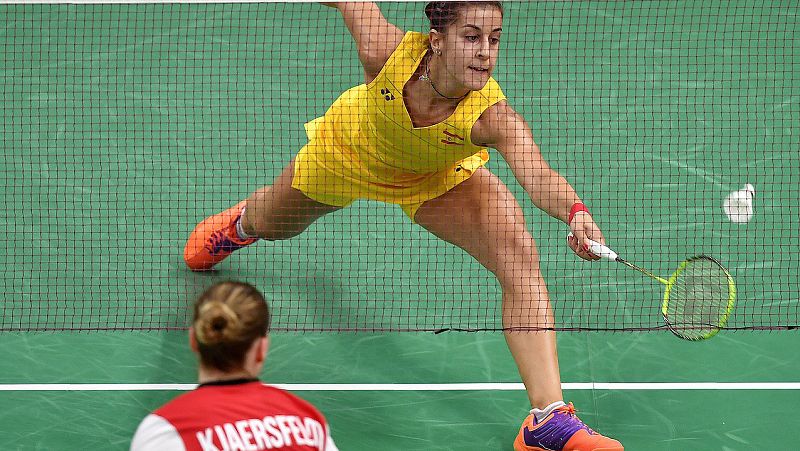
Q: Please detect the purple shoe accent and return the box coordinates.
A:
[205,214,255,256]
[522,404,595,450]
[206,232,247,256]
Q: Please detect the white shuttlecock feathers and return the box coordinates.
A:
[723,183,755,223]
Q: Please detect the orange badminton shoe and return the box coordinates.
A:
[184,201,258,271]
[514,403,623,451]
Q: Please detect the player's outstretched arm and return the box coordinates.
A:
[322,2,405,81]
[473,101,604,260]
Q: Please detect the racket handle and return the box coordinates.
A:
[586,239,618,261]
[568,233,618,261]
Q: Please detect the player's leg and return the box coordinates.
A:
[241,159,342,241]
[184,159,341,271]
[414,168,622,451]
[414,168,561,406]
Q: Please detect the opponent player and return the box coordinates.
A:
[184,2,622,450]
[131,281,338,451]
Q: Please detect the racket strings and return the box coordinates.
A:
[666,257,733,340]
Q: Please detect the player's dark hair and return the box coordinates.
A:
[425,1,503,34]
[193,281,270,372]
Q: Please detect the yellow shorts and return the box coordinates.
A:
[291,142,488,222]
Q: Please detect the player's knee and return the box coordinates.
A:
[492,235,541,278]
[504,231,539,260]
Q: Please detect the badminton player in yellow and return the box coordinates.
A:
[185,2,623,450]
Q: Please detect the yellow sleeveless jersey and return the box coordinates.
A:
[292,31,506,218]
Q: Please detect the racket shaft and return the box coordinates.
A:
[621,260,669,285]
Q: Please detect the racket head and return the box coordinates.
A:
[661,255,736,340]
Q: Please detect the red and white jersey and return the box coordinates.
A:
[131,380,338,451]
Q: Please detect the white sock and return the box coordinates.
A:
[235,207,258,240]
[531,401,566,422]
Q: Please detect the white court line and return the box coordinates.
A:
[2,383,800,391]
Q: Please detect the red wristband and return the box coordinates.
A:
[568,202,590,224]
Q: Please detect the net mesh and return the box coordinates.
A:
[2,1,798,332]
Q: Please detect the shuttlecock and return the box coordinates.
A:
[723,183,755,223]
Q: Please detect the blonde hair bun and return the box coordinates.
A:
[195,301,239,345]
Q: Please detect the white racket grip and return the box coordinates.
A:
[586,239,618,261]
[568,233,618,261]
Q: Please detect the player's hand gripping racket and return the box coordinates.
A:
[570,234,736,340]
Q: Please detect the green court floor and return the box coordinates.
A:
[1,332,799,450]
